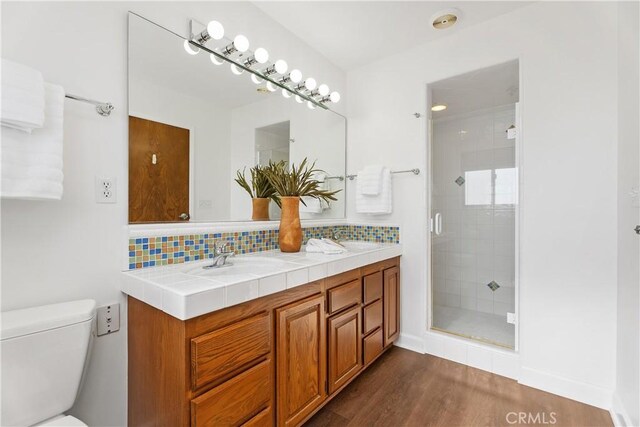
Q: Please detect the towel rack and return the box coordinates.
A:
[65,93,114,117]
[346,168,420,180]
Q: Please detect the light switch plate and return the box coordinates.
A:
[507,312,517,325]
[97,303,120,336]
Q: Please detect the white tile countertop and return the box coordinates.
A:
[121,242,402,320]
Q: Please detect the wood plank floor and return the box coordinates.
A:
[305,347,612,427]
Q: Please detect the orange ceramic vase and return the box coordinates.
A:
[252,198,270,221]
[279,196,302,252]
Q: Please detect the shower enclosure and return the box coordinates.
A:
[429,61,519,349]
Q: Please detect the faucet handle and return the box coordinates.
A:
[214,240,229,254]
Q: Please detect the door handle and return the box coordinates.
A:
[179,213,190,221]
[433,213,442,235]
[635,225,640,235]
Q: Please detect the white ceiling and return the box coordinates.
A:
[431,59,519,118]
[253,1,532,71]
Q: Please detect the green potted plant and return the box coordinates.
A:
[234,161,284,220]
[263,158,341,252]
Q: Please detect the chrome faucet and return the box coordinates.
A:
[203,240,234,269]
[327,229,344,243]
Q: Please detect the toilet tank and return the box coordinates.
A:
[1,300,96,427]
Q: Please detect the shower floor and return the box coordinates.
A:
[432,305,515,348]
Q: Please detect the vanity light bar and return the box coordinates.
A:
[185,19,340,110]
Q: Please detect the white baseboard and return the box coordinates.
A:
[423,330,520,380]
[519,366,613,410]
[610,391,634,427]
[396,332,425,354]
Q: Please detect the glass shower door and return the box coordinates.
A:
[429,66,518,349]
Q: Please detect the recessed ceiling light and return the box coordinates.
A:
[431,104,447,112]
[431,8,461,30]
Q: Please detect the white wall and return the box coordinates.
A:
[615,1,639,425]
[346,1,618,408]
[0,2,345,426]
[129,78,232,221]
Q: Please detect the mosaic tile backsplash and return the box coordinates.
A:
[128,224,400,270]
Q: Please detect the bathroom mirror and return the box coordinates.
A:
[127,13,346,223]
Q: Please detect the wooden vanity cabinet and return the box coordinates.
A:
[128,257,400,427]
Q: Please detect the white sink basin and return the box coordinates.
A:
[340,241,383,251]
[185,256,292,277]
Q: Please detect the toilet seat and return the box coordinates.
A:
[36,415,87,426]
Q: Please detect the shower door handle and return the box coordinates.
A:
[434,213,442,235]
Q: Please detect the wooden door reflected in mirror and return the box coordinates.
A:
[129,116,190,223]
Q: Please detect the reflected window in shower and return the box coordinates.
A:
[465,170,492,206]
[429,60,519,349]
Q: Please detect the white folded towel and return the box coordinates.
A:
[1,83,65,200]
[299,196,326,214]
[1,59,45,133]
[305,238,347,254]
[299,172,330,214]
[356,167,392,214]
[357,165,384,196]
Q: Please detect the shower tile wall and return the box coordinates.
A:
[432,105,516,318]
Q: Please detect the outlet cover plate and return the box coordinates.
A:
[97,303,120,336]
[95,176,116,203]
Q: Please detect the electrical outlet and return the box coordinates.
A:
[95,177,116,203]
[97,303,120,336]
[507,312,517,325]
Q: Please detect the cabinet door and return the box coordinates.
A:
[327,305,362,394]
[276,295,326,427]
[383,266,400,345]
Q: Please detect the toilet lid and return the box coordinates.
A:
[37,415,87,427]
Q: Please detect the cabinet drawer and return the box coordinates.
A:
[363,272,383,305]
[327,279,361,315]
[363,300,382,335]
[363,328,384,366]
[242,407,272,427]
[191,312,271,390]
[191,360,271,427]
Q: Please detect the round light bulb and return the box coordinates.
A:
[251,74,263,84]
[206,21,224,40]
[233,35,249,53]
[184,40,199,55]
[282,89,292,98]
[330,91,341,103]
[254,48,269,64]
[266,82,277,92]
[230,64,244,75]
[318,84,330,96]
[289,69,302,83]
[210,53,224,65]
[304,77,317,91]
[295,95,304,104]
[307,101,316,110]
[274,59,288,74]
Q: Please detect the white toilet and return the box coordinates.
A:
[1,299,96,427]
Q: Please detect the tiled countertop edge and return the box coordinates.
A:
[121,244,402,321]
